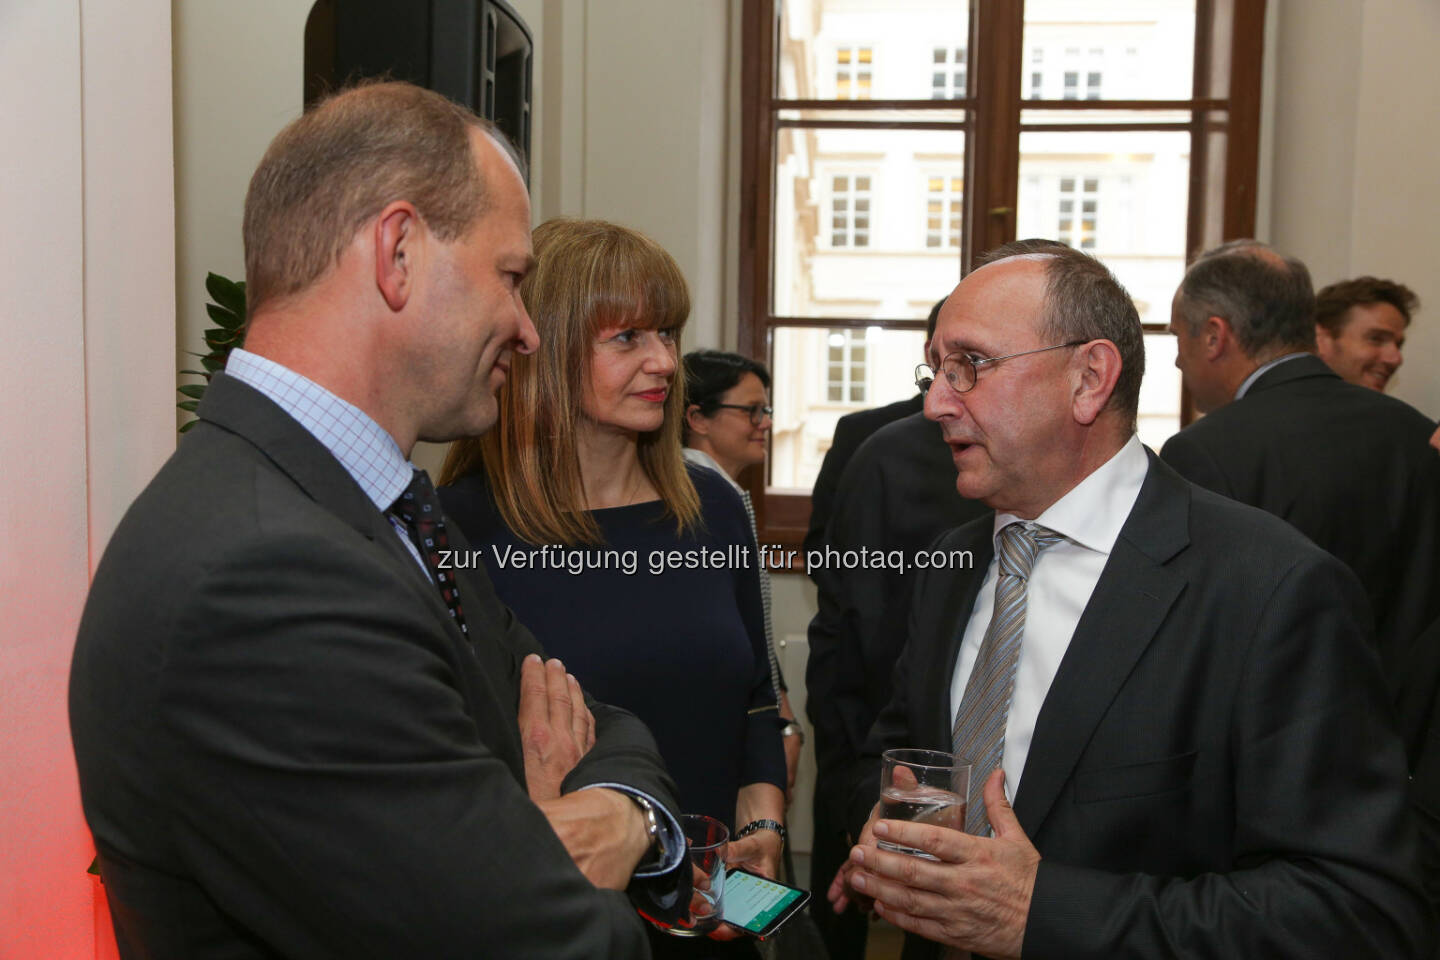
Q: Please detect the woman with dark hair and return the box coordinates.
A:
[437,219,785,955]
[681,351,803,797]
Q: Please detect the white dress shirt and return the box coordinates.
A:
[949,434,1149,800]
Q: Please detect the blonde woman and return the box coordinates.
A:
[438,219,785,953]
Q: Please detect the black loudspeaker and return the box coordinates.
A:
[304,0,533,178]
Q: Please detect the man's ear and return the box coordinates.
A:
[684,404,711,438]
[1071,339,1123,426]
[1314,324,1336,358]
[375,201,421,312]
[1203,315,1233,361]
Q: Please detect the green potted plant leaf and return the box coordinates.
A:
[178,271,248,432]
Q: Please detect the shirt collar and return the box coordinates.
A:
[682,447,744,495]
[993,434,1148,557]
[225,348,414,512]
[1234,351,1310,400]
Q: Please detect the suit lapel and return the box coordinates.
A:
[198,373,471,648]
[1012,453,1191,836]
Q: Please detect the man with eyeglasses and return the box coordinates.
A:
[805,293,989,960]
[825,241,1432,959]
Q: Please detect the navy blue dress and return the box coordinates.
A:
[439,464,785,828]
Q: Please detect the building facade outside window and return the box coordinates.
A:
[931,46,967,99]
[743,0,1265,546]
[926,175,964,249]
[825,328,868,403]
[835,45,872,99]
[829,174,872,248]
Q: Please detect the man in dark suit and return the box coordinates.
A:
[826,243,1432,958]
[805,416,986,960]
[1159,240,1440,931]
[804,296,956,959]
[70,82,686,958]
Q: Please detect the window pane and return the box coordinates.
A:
[1137,332,1182,450]
[1022,0,1195,100]
[769,325,928,490]
[1016,130,1189,327]
[773,126,964,318]
[777,0,973,100]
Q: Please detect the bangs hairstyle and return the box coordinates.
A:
[243,80,503,315]
[440,218,699,545]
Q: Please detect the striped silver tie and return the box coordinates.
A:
[951,521,1065,837]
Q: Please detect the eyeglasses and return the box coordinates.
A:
[914,340,1088,395]
[713,403,773,425]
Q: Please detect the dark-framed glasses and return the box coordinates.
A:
[914,340,1088,395]
[714,403,773,425]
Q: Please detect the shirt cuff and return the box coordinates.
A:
[579,783,685,877]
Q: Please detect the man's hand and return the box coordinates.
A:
[827,804,879,915]
[518,654,595,803]
[537,788,650,891]
[845,770,1039,960]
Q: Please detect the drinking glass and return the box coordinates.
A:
[668,814,728,937]
[877,748,971,859]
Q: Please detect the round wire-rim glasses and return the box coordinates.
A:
[914,340,1088,394]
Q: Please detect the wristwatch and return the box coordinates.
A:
[779,717,805,745]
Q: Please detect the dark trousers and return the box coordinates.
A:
[809,784,868,960]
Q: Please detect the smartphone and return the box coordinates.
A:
[720,867,811,939]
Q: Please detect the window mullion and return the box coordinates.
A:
[966,0,1025,274]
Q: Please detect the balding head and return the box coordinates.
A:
[1174,240,1315,358]
[242,80,515,316]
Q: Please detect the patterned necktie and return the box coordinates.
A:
[951,521,1065,836]
[388,468,468,638]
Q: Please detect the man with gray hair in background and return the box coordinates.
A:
[1161,239,1440,931]
[826,241,1431,959]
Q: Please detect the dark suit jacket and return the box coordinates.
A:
[806,412,987,801]
[70,374,682,959]
[1160,354,1440,920]
[803,394,924,560]
[1159,354,1440,726]
[844,452,1434,959]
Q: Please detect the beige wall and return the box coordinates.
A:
[1267,0,1440,417]
[1,1,176,956]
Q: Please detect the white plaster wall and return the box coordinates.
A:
[1,0,175,954]
[578,0,731,351]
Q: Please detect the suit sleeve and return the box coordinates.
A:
[1023,553,1436,960]
[157,531,663,960]
[804,414,865,559]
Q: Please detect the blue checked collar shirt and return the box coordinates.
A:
[226,348,430,576]
[224,349,684,878]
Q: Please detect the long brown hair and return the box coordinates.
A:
[441,217,701,545]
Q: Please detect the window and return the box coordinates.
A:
[743,0,1265,550]
[932,46,967,99]
[1057,176,1099,250]
[830,174,872,247]
[826,329,868,403]
[926,175,964,249]
[835,45,873,99]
